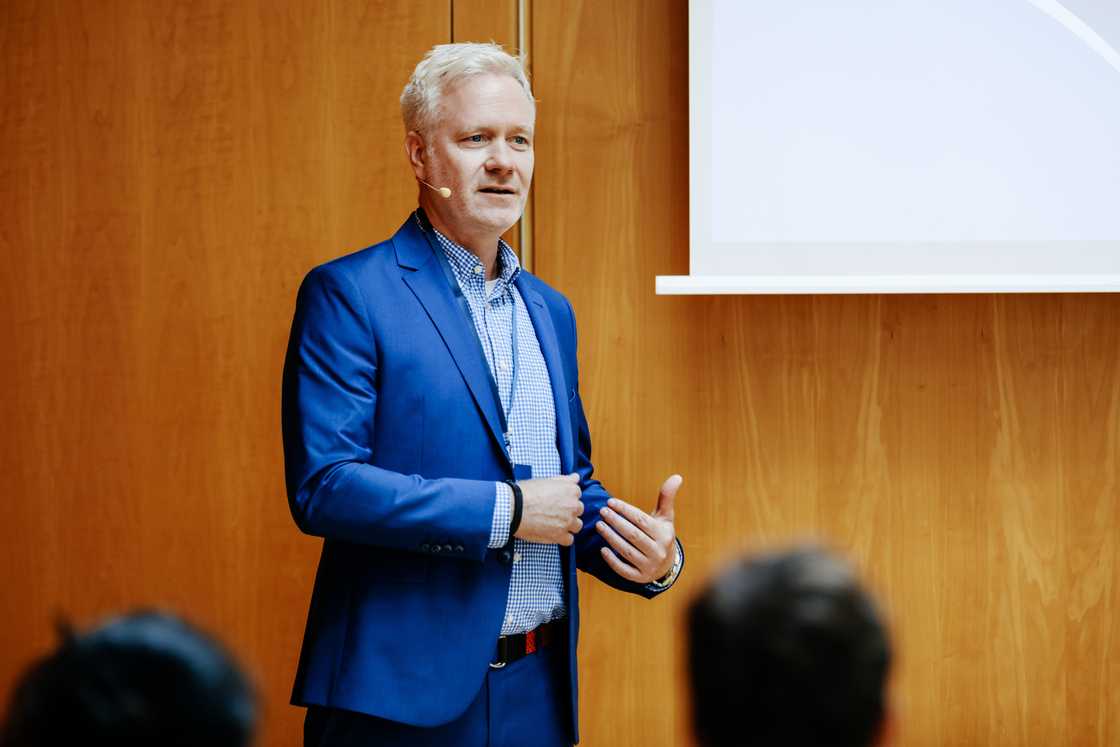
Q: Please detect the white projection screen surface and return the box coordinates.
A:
[658,0,1120,294]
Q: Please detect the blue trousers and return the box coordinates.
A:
[303,645,572,746]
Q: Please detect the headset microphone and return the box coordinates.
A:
[419,179,452,199]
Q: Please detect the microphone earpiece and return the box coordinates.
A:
[419,179,452,199]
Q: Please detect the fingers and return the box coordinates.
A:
[513,475,584,545]
[561,501,583,541]
[600,546,643,583]
[599,502,658,555]
[596,518,652,569]
[597,494,677,582]
[604,499,658,541]
[653,474,683,520]
[597,508,669,582]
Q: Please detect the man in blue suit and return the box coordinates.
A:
[282,42,683,746]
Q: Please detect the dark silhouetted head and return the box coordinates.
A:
[1,611,256,747]
[687,547,891,747]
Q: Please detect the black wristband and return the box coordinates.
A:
[505,480,524,537]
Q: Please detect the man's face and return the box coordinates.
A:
[414,73,535,238]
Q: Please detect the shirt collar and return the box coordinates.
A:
[429,222,522,292]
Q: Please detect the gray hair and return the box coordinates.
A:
[400,42,534,133]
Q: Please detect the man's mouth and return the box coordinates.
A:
[478,186,517,195]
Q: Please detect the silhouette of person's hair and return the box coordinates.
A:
[688,547,891,747]
[1,610,256,747]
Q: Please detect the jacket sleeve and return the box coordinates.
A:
[281,264,496,561]
[561,298,679,598]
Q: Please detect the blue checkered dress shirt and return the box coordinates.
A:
[425,221,566,635]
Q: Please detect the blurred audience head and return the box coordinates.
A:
[1,610,256,747]
[687,546,891,747]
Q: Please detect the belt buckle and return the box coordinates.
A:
[489,635,510,669]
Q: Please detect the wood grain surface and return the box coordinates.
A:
[453,0,518,51]
[452,0,525,253]
[0,2,447,745]
[530,1,1120,745]
[2,1,1119,746]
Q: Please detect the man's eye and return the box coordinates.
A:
[466,134,485,143]
[512,136,529,146]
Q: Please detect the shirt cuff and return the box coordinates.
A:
[489,482,513,548]
[646,538,684,591]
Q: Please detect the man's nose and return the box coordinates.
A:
[485,141,515,174]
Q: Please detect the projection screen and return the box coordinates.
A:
[657,0,1120,294]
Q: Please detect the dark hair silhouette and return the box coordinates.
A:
[2,611,256,747]
[688,547,891,747]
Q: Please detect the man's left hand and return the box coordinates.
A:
[596,474,682,584]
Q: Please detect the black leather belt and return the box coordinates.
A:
[490,619,564,669]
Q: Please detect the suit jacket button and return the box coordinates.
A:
[499,550,512,564]
[420,543,430,553]
[455,545,464,553]
[431,544,442,554]
[442,544,453,554]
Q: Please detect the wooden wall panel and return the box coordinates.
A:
[4,1,1119,746]
[531,1,1120,746]
[531,2,693,744]
[0,2,447,746]
[451,0,524,253]
[453,0,518,50]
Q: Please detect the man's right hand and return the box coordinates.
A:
[514,473,584,545]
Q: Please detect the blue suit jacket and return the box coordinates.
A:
[281,214,669,737]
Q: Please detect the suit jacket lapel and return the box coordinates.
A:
[517,279,576,473]
[394,218,509,462]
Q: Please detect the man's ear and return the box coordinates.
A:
[404,131,427,177]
